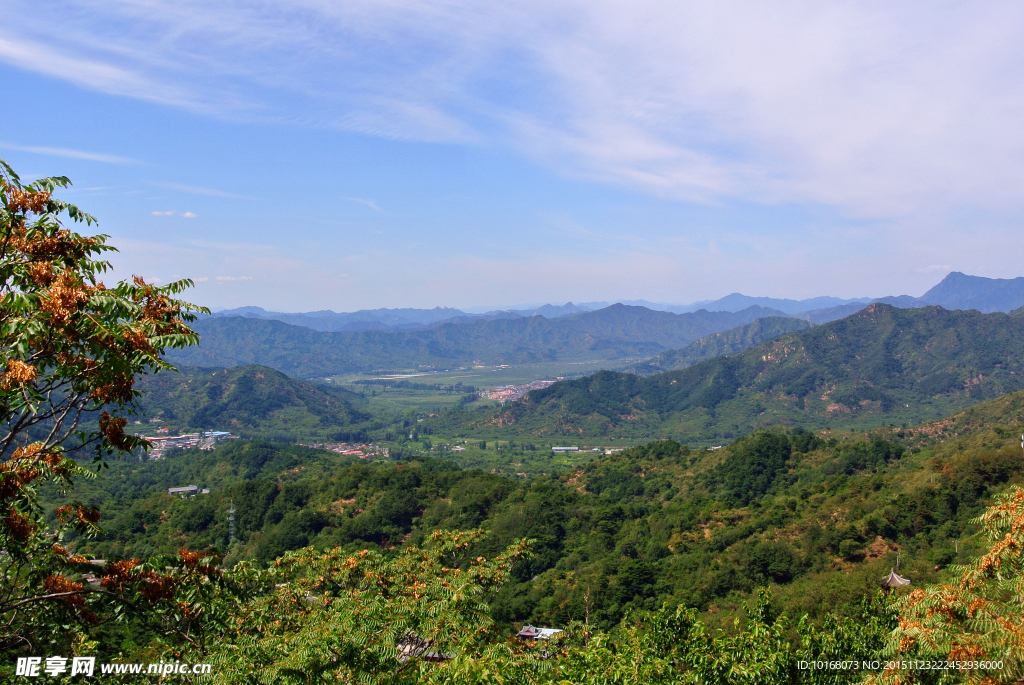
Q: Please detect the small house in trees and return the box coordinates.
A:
[516,625,563,640]
[880,568,911,591]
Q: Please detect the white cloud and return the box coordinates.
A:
[344,197,380,211]
[0,142,138,165]
[916,264,953,273]
[214,276,253,282]
[181,211,197,218]
[151,210,175,216]
[4,1,1024,216]
[152,182,252,199]
[0,33,223,113]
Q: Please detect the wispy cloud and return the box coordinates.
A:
[151,210,175,216]
[916,264,953,273]
[151,210,197,217]
[215,276,253,282]
[0,141,138,165]
[181,211,197,218]
[152,182,253,199]
[0,33,222,113]
[3,1,1023,216]
[186,239,277,252]
[345,197,381,211]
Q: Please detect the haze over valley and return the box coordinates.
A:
[147,269,1024,448]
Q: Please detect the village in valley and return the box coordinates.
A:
[485,379,557,402]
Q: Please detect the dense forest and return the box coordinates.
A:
[55,389,1024,633]
[13,390,1018,683]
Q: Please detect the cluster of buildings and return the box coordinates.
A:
[167,485,211,498]
[146,431,234,459]
[298,442,385,459]
[486,379,556,402]
[397,625,562,664]
[553,446,624,455]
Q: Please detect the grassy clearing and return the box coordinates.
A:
[327,358,640,389]
[324,359,642,415]
[386,436,676,475]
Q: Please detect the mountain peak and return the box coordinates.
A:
[919,272,1024,313]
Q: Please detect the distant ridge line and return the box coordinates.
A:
[205,271,1024,333]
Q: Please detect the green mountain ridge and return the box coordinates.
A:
[134,365,372,438]
[628,316,812,375]
[168,304,790,377]
[445,304,1024,442]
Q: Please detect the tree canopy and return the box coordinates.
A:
[0,157,209,663]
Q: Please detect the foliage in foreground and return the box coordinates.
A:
[159,488,1022,684]
[203,530,531,683]
[869,486,1024,684]
[68,416,1022,632]
[0,157,206,666]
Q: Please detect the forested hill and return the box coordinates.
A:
[448,304,1024,442]
[134,365,372,438]
[62,390,1024,631]
[628,316,811,375]
[166,304,788,377]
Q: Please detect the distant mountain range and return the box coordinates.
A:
[669,272,1024,316]
[209,306,469,332]
[444,304,1024,442]
[209,271,1024,334]
[170,304,791,377]
[209,302,592,333]
[180,272,1024,381]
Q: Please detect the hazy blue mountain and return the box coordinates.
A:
[430,311,525,326]
[558,304,791,348]
[210,306,469,332]
[444,302,592,324]
[169,304,791,377]
[627,316,811,375]
[669,293,871,315]
[581,295,871,315]
[873,295,924,308]
[209,303,598,332]
[917,271,1024,312]
[512,302,592,318]
[201,270,1024,344]
[795,302,871,324]
[678,272,1024,319]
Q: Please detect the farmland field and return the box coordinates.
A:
[323,358,643,414]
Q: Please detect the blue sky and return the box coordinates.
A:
[2,0,1023,311]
